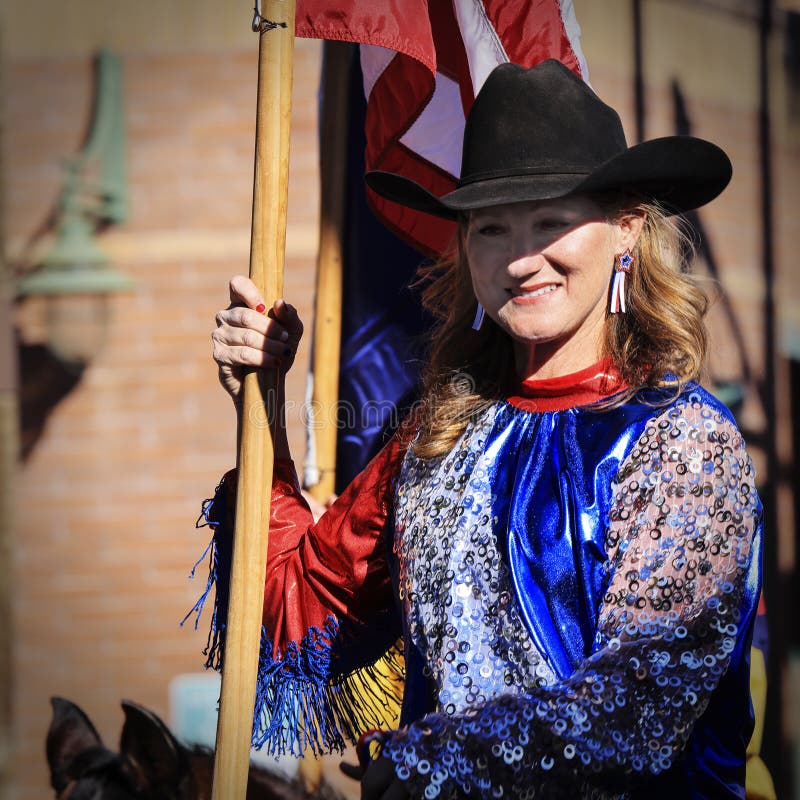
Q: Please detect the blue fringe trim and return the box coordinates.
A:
[248,617,404,757]
[180,496,219,632]
[185,480,405,757]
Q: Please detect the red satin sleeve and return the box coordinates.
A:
[265,434,407,657]
[215,431,408,659]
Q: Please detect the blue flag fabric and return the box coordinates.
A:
[333,50,434,492]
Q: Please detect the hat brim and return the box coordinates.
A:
[366,136,732,219]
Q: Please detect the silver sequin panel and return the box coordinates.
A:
[393,407,556,716]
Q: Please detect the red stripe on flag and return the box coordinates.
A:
[482,0,583,73]
[362,54,434,170]
[296,0,437,73]
[369,140,460,257]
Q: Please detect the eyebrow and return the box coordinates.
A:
[470,203,579,221]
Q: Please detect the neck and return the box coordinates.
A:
[512,311,605,381]
[513,335,603,381]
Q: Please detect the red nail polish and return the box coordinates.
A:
[256,303,266,313]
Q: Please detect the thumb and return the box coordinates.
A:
[339,760,365,781]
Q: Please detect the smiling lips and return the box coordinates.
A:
[509,283,560,304]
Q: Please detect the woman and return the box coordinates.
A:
[202,61,761,799]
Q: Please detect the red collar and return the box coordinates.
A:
[506,358,626,412]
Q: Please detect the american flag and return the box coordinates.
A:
[296,0,588,256]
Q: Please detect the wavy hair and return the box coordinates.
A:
[412,198,708,460]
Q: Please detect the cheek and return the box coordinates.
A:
[464,234,509,275]
[466,252,496,294]
[552,231,614,285]
[578,260,615,303]
[559,225,614,263]
[468,270,493,310]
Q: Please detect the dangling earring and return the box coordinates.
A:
[609,249,634,314]
[471,302,485,331]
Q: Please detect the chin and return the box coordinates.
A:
[507,327,559,347]
[498,314,552,341]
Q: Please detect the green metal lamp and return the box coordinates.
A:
[15,50,133,367]
[17,175,132,298]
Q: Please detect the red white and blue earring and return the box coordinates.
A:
[609,249,634,314]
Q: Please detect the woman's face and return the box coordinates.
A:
[464,196,639,377]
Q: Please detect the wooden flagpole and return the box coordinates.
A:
[211,2,294,797]
[307,41,352,505]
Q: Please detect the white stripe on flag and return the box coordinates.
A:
[558,0,590,82]
[399,71,465,176]
[453,0,509,95]
[360,44,397,99]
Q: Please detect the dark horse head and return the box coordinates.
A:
[46,697,336,800]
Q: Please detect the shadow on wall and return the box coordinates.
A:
[17,340,83,462]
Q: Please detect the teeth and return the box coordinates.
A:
[517,284,558,297]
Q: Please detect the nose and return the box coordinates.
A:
[506,239,547,278]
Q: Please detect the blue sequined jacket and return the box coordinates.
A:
[194,382,762,799]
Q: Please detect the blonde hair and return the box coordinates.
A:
[412,199,707,460]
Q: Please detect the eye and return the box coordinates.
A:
[538,217,570,231]
[476,223,506,236]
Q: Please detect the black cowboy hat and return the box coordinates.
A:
[365,59,732,219]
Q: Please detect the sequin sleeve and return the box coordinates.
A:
[380,399,762,797]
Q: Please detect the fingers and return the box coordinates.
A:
[218,298,301,347]
[216,278,303,377]
[342,757,410,800]
[378,781,409,800]
[216,305,285,339]
[214,345,283,370]
[212,325,294,368]
[212,324,292,357]
[339,761,364,781]
[226,275,293,324]
[360,757,408,800]
[228,275,265,312]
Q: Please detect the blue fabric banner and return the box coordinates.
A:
[333,50,433,491]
